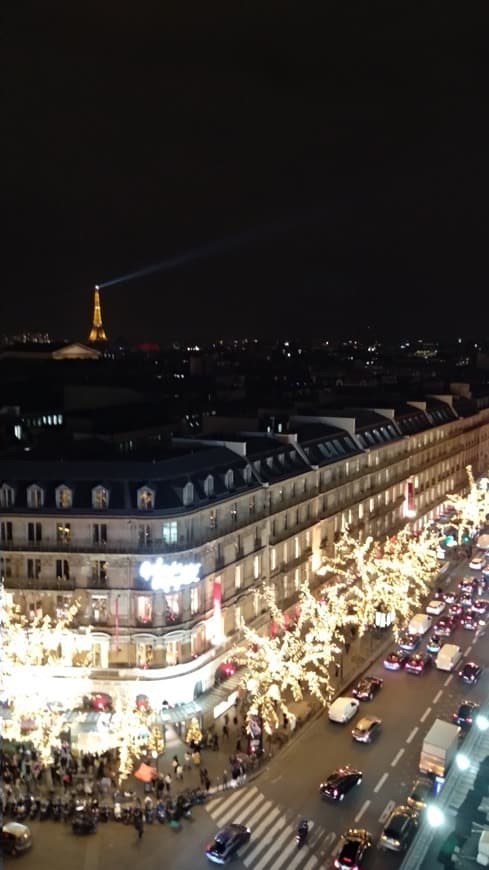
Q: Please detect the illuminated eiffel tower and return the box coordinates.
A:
[88,285,108,343]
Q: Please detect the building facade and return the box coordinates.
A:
[1,393,489,709]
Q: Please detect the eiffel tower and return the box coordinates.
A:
[88,285,108,343]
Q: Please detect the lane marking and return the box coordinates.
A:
[302,858,319,870]
[391,748,405,767]
[241,810,286,864]
[420,706,432,723]
[466,645,473,655]
[354,799,371,823]
[379,800,396,824]
[323,832,337,853]
[374,772,389,793]
[433,689,443,704]
[444,674,453,686]
[406,726,419,744]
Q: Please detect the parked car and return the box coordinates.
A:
[352,676,383,701]
[405,653,433,675]
[384,650,409,671]
[407,778,435,811]
[426,600,445,616]
[452,700,480,728]
[1,822,33,856]
[459,661,482,685]
[352,716,382,744]
[380,805,419,852]
[320,766,363,801]
[333,828,373,869]
[205,823,250,863]
[328,697,360,724]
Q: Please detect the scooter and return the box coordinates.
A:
[155,800,166,823]
[113,801,122,822]
[296,820,309,848]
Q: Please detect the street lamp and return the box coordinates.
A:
[476,714,489,732]
[427,804,444,828]
[456,753,470,771]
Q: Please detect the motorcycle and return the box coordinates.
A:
[113,801,122,822]
[39,798,51,820]
[15,797,28,821]
[52,797,62,821]
[296,820,309,848]
[99,805,110,823]
[155,800,166,823]
[30,798,40,820]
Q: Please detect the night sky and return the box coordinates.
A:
[3,3,488,343]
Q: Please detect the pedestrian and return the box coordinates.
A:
[223,769,228,789]
[224,713,229,726]
[156,777,164,799]
[134,809,144,839]
[236,738,241,753]
[175,764,183,781]
[212,733,219,751]
[233,715,238,728]
[192,749,200,766]
[204,774,211,791]
[171,755,179,773]
[199,767,206,786]
[164,772,172,793]
[184,751,192,770]
[222,724,229,740]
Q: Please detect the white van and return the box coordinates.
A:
[408,613,433,636]
[435,643,463,672]
[328,696,360,723]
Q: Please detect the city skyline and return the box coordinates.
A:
[3,5,487,342]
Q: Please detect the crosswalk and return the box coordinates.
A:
[205,785,329,870]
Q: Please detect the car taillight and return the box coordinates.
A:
[467,717,472,723]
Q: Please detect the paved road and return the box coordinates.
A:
[8,560,489,870]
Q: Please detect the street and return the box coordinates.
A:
[7,560,489,870]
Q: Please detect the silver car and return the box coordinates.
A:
[352,715,382,743]
[1,822,33,856]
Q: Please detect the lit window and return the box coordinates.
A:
[235,565,241,589]
[182,482,194,506]
[190,586,199,615]
[136,595,152,624]
[91,595,108,623]
[209,510,217,529]
[162,521,178,544]
[253,555,260,579]
[138,487,155,511]
[294,536,300,558]
[271,548,277,571]
[165,593,180,622]
[56,486,72,509]
[92,486,109,509]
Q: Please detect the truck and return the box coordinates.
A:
[419,718,461,779]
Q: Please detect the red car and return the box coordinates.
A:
[405,653,433,675]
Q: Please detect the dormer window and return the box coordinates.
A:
[182,481,194,506]
[243,465,252,484]
[204,474,214,497]
[55,485,72,509]
[92,485,109,510]
[224,469,234,490]
[0,484,15,508]
[138,487,155,511]
[27,484,44,509]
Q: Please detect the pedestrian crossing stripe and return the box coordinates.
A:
[205,785,320,870]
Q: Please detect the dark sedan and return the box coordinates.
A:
[405,653,433,675]
[460,611,479,631]
[352,676,384,701]
[320,766,363,801]
[206,824,250,864]
[453,700,480,727]
[384,650,409,671]
[459,662,482,685]
[334,828,373,869]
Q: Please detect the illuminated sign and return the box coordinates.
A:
[139,559,201,592]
